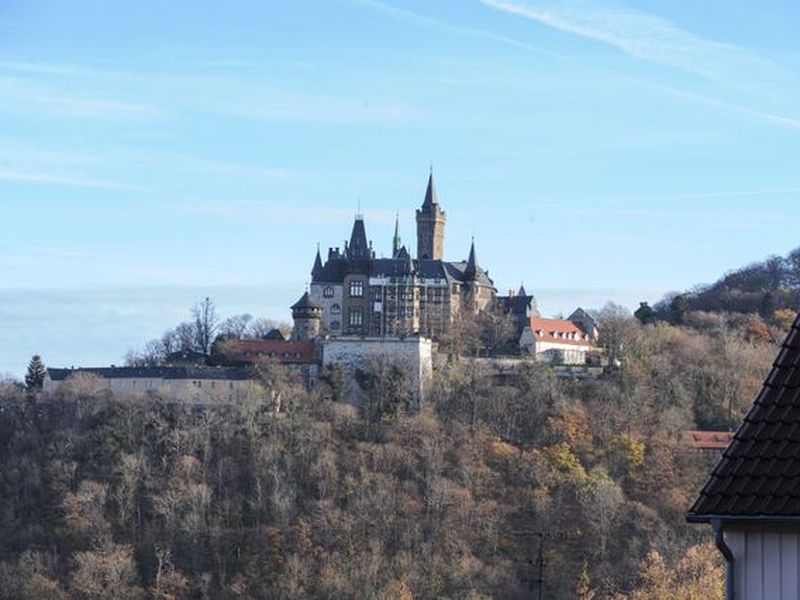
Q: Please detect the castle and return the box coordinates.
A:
[302,170,498,340]
[43,171,601,406]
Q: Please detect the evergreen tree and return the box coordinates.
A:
[634,301,656,325]
[24,354,46,391]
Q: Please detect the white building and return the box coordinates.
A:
[44,366,261,404]
[519,314,597,365]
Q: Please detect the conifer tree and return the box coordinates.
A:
[24,354,46,391]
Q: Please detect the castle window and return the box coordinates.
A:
[331,304,341,315]
[331,320,340,330]
[349,308,363,327]
[349,281,364,297]
[323,286,334,298]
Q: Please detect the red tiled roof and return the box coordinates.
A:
[221,340,317,365]
[682,430,733,450]
[528,317,594,347]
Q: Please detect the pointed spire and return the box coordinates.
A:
[421,168,438,211]
[518,282,527,297]
[348,216,369,259]
[392,212,402,258]
[311,244,323,281]
[464,237,478,280]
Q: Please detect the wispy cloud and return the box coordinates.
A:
[522,186,800,211]
[352,0,572,62]
[479,0,792,90]
[657,85,800,130]
[0,168,153,191]
[0,59,419,126]
[0,74,161,120]
[174,198,397,225]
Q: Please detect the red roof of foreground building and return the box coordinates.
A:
[221,339,317,365]
[682,430,734,451]
[528,317,594,347]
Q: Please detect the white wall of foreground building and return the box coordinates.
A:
[724,524,800,599]
[322,336,433,403]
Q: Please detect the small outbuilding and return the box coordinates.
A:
[688,314,800,599]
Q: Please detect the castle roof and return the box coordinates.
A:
[528,317,595,346]
[219,339,317,365]
[347,217,371,259]
[311,246,324,280]
[291,291,321,311]
[688,314,800,521]
[47,366,252,382]
[421,170,439,211]
[499,292,536,316]
[463,239,478,280]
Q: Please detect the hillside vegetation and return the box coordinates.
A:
[0,302,780,599]
[643,245,800,328]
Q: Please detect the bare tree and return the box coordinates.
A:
[249,317,292,340]
[124,339,167,367]
[218,313,253,340]
[192,297,219,354]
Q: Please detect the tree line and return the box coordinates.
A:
[1,301,780,598]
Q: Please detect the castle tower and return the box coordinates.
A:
[416,170,446,260]
[291,291,322,341]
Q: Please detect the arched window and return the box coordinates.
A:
[323,286,334,298]
[331,304,341,315]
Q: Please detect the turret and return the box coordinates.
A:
[291,291,322,341]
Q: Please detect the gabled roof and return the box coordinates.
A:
[528,317,594,346]
[220,340,317,365]
[443,260,494,287]
[682,431,734,451]
[688,315,800,522]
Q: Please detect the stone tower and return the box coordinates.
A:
[416,170,446,260]
[291,291,322,341]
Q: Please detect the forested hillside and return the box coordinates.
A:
[0,305,780,599]
[642,245,800,328]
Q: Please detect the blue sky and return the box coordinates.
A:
[2,0,800,376]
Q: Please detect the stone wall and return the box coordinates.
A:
[322,336,433,404]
